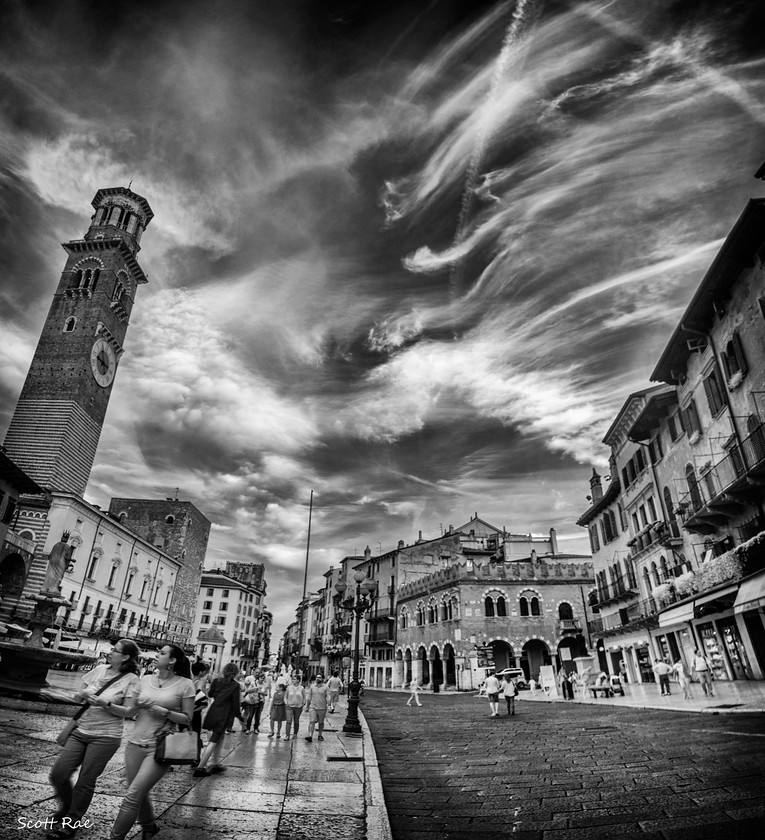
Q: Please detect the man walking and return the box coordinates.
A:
[484,671,501,717]
[304,674,329,742]
[653,658,672,696]
[327,671,343,713]
[692,649,714,697]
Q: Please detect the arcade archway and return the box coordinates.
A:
[521,639,551,681]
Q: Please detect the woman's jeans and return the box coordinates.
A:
[110,742,169,839]
[285,706,302,737]
[50,729,121,821]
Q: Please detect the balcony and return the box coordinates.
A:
[557,618,582,635]
[676,423,765,534]
[364,625,395,645]
[596,582,639,608]
[589,596,660,637]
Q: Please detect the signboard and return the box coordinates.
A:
[475,645,494,668]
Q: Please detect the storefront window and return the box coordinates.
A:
[697,622,728,681]
[717,618,753,680]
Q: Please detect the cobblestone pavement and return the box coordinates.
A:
[360,691,765,840]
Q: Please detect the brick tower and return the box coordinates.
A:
[3,187,153,495]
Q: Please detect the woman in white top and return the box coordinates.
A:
[48,639,141,839]
[109,645,195,840]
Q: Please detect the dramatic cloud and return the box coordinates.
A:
[1,0,764,637]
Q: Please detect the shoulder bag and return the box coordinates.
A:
[155,726,201,766]
[56,672,127,746]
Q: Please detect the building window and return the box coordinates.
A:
[201,615,210,625]
[484,596,495,617]
[721,333,748,384]
[589,524,600,553]
[125,572,135,597]
[682,399,702,439]
[558,602,573,620]
[219,602,228,612]
[519,596,529,617]
[107,564,118,589]
[165,515,175,524]
[221,590,229,598]
[206,588,214,597]
[64,317,76,332]
[86,554,98,580]
[530,597,541,616]
[496,596,507,617]
[216,616,226,625]
[703,368,725,416]
[686,463,702,510]
[203,601,212,610]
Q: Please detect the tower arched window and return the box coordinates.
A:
[496,596,507,617]
[530,597,541,616]
[484,596,495,617]
[64,317,76,333]
[558,602,573,620]
[400,609,408,630]
[519,596,529,617]
[440,600,448,621]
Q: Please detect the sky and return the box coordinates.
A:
[1,0,764,641]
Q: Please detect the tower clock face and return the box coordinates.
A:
[90,338,117,387]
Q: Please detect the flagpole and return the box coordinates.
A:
[298,490,313,674]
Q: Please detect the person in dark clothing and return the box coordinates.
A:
[193,663,241,777]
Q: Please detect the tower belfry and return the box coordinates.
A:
[3,187,153,495]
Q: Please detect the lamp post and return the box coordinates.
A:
[335,570,377,734]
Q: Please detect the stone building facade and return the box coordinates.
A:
[107,498,211,646]
[392,553,594,691]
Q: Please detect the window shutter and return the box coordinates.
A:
[732,332,748,376]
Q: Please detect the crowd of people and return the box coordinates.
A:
[45,639,344,840]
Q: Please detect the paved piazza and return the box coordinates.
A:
[361,691,765,840]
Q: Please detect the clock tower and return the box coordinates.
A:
[3,187,153,495]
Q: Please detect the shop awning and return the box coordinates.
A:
[733,571,765,614]
[658,600,695,628]
[694,583,739,617]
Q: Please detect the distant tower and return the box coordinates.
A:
[3,187,153,495]
[589,468,603,503]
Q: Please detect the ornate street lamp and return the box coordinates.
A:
[335,569,377,734]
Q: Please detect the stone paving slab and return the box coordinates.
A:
[362,690,765,840]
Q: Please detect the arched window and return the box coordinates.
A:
[651,561,660,587]
[519,596,529,617]
[558,602,573,620]
[686,464,702,511]
[660,555,669,581]
[484,596,495,617]
[428,603,436,624]
[165,515,175,525]
[642,568,651,598]
[417,605,425,626]
[400,609,408,630]
[64,317,76,333]
[440,600,448,621]
[450,597,459,619]
[530,597,541,616]
[496,596,507,617]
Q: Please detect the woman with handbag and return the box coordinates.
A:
[47,639,141,840]
[109,645,194,840]
[193,662,242,776]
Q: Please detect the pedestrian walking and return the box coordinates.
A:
[190,661,210,735]
[501,672,517,715]
[327,671,343,713]
[558,670,573,700]
[284,674,306,739]
[304,673,329,742]
[268,679,287,738]
[672,658,693,700]
[484,671,501,717]
[653,658,672,696]
[691,649,715,697]
[406,681,422,706]
[241,676,260,732]
[109,645,195,840]
[48,640,141,840]
[194,662,242,776]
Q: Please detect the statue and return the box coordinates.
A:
[42,532,74,595]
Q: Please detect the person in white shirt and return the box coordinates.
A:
[406,681,422,707]
[692,649,714,697]
[327,672,343,713]
[484,672,501,717]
